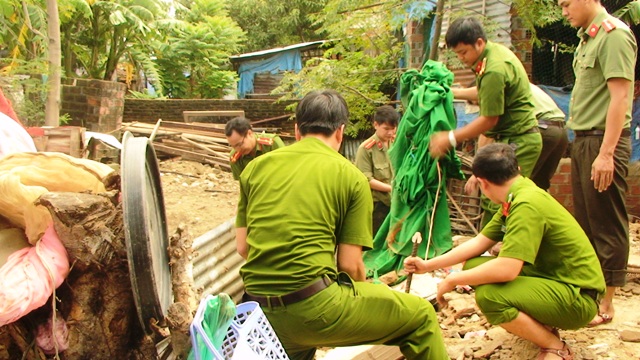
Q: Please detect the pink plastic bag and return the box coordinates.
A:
[0,224,70,326]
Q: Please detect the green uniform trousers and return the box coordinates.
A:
[464,257,598,329]
[571,135,631,287]
[480,131,542,228]
[261,274,448,360]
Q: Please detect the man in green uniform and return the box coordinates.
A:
[559,0,636,327]
[529,83,569,191]
[225,116,285,180]
[405,143,605,360]
[236,90,447,360]
[430,16,542,227]
[355,105,399,235]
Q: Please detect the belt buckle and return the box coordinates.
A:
[266,296,285,308]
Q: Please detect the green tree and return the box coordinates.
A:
[154,0,245,98]
[273,1,414,135]
[58,0,168,81]
[0,0,51,125]
[226,0,328,52]
[45,0,62,126]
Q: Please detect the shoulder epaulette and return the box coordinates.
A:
[475,57,487,76]
[230,152,241,163]
[602,18,617,33]
[257,137,274,146]
[363,138,377,149]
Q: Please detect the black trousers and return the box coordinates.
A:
[372,201,390,237]
[531,122,569,190]
[571,135,630,287]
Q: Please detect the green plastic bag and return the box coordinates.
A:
[189,293,237,360]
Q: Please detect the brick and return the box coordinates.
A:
[558,159,572,174]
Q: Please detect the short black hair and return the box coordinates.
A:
[472,143,520,185]
[296,90,349,136]
[373,105,399,127]
[225,117,252,137]
[445,16,487,48]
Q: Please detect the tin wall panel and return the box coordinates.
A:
[192,218,246,302]
[440,0,513,48]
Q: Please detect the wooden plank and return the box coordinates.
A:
[125,121,228,140]
[160,121,226,134]
[155,139,228,160]
[180,135,230,159]
[250,113,293,125]
[183,110,245,122]
[152,144,230,171]
[30,126,85,157]
[156,139,229,162]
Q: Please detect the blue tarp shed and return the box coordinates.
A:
[454,85,640,162]
[229,41,328,99]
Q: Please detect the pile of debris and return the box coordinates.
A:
[121,121,232,171]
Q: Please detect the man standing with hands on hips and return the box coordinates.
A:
[558,0,636,327]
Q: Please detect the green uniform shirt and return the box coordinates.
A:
[569,9,636,131]
[229,132,286,180]
[354,134,393,206]
[473,41,538,138]
[530,84,565,122]
[481,177,606,294]
[236,137,373,295]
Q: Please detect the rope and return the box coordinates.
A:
[35,237,61,360]
[425,161,443,259]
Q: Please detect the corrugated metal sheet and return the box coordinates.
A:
[340,138,361,163]
[230,40,329,62]
[192,218,245,303]
[440,0,513,48]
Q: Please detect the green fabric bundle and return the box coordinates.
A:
[363,60,465,280]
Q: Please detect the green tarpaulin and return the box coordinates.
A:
[363,60,465,278]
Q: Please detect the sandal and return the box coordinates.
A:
[587,313,613,327]
[538,341,573,360]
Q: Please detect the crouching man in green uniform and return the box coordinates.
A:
[225,116,285,180]
[405,143,605,360]
[355,105,399,235]
[236,90,448,360]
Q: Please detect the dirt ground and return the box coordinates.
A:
[159,159,239,239]
[160,159,640,359]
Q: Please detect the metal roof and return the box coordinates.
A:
[229,40,329,62]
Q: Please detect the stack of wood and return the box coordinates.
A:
[121,121,232,171]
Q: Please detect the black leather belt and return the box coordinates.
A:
[242,276,333,308]
[490,126,539,141]
[573,128,631,137]
[580,288,599,302]
[538,119,565,128]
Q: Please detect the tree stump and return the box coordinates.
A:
[0,191,157,359]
